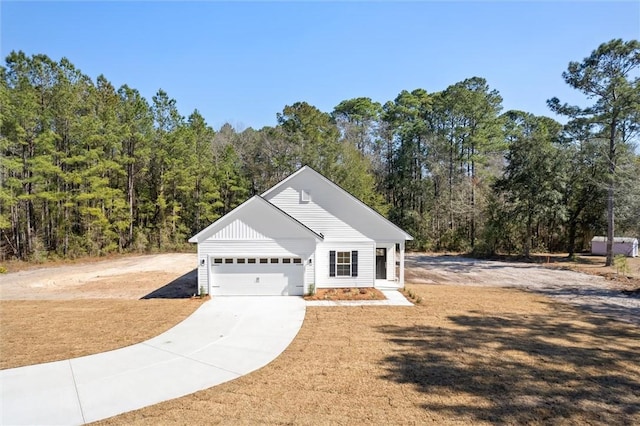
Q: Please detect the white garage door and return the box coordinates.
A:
[211,257,304,296]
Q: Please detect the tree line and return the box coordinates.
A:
[1,39,639,263]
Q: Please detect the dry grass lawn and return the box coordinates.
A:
[95,284,640,425]
[0,299,204,370]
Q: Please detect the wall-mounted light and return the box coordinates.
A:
[200,258,206,267]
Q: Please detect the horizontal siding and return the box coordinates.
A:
[268,187,370,241]
[196,247,208,295]
[315,241,375,288]
[264,170,409,241]
[305,252,315,294]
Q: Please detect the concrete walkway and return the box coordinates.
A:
[1,296,306,425]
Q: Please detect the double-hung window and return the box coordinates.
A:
[336,251,351,276]
[329,250,358,277]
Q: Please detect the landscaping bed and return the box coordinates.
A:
[304,287,385,301]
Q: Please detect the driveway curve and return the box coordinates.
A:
[1,296,306,425]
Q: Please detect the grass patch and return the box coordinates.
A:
[97,284,640,425]
[401,287,423,304]
[0,298,204,370]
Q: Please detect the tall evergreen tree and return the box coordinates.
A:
[277,101,341,178]
[494,112,565,257]
[548,39,640,265]
[116,84,152,248]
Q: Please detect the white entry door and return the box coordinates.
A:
[211,257,304,296]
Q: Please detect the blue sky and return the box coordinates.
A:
[2,1,639,131]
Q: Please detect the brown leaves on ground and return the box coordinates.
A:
[97,285,640,425]
[0,299,204,370]
[304,287,385,301]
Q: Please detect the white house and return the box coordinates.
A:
[189,166,413,296]
[591,236,639,257]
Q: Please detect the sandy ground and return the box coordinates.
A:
[406,254,640,325]
[2,252,638,325]
[0,254,197,300]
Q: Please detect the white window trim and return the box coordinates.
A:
[336,251,351,277]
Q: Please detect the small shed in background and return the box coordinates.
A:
[591,237,639,257]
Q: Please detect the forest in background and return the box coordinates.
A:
[1,39,639,262]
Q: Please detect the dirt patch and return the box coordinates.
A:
[471,252,640,290]
[0,298,204,370]
[0,253,197,300]
[0,253,203,369]
[406,254,640,325]
[304,287,385,301]
[96,284,640,425]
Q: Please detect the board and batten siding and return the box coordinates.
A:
[267,187,370,241]
[314,241,375,288]
[210,219,271,240]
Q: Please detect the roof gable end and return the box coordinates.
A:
[188,196,323,243]
[262,166,413,240]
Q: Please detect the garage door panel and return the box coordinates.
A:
[211,263,304,296]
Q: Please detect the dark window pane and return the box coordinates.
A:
[337,265,351,276]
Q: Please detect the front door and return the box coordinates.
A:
[376,248,387,280]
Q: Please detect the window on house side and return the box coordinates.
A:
[336,251,351,276]
[330,250,358,277]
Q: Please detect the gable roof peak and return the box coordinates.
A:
[262,165,413,240]
[188,195,323,243]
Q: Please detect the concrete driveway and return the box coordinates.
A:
[1,296,306,425]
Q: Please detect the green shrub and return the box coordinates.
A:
[306,283,316,296]
[613,254,630,278]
